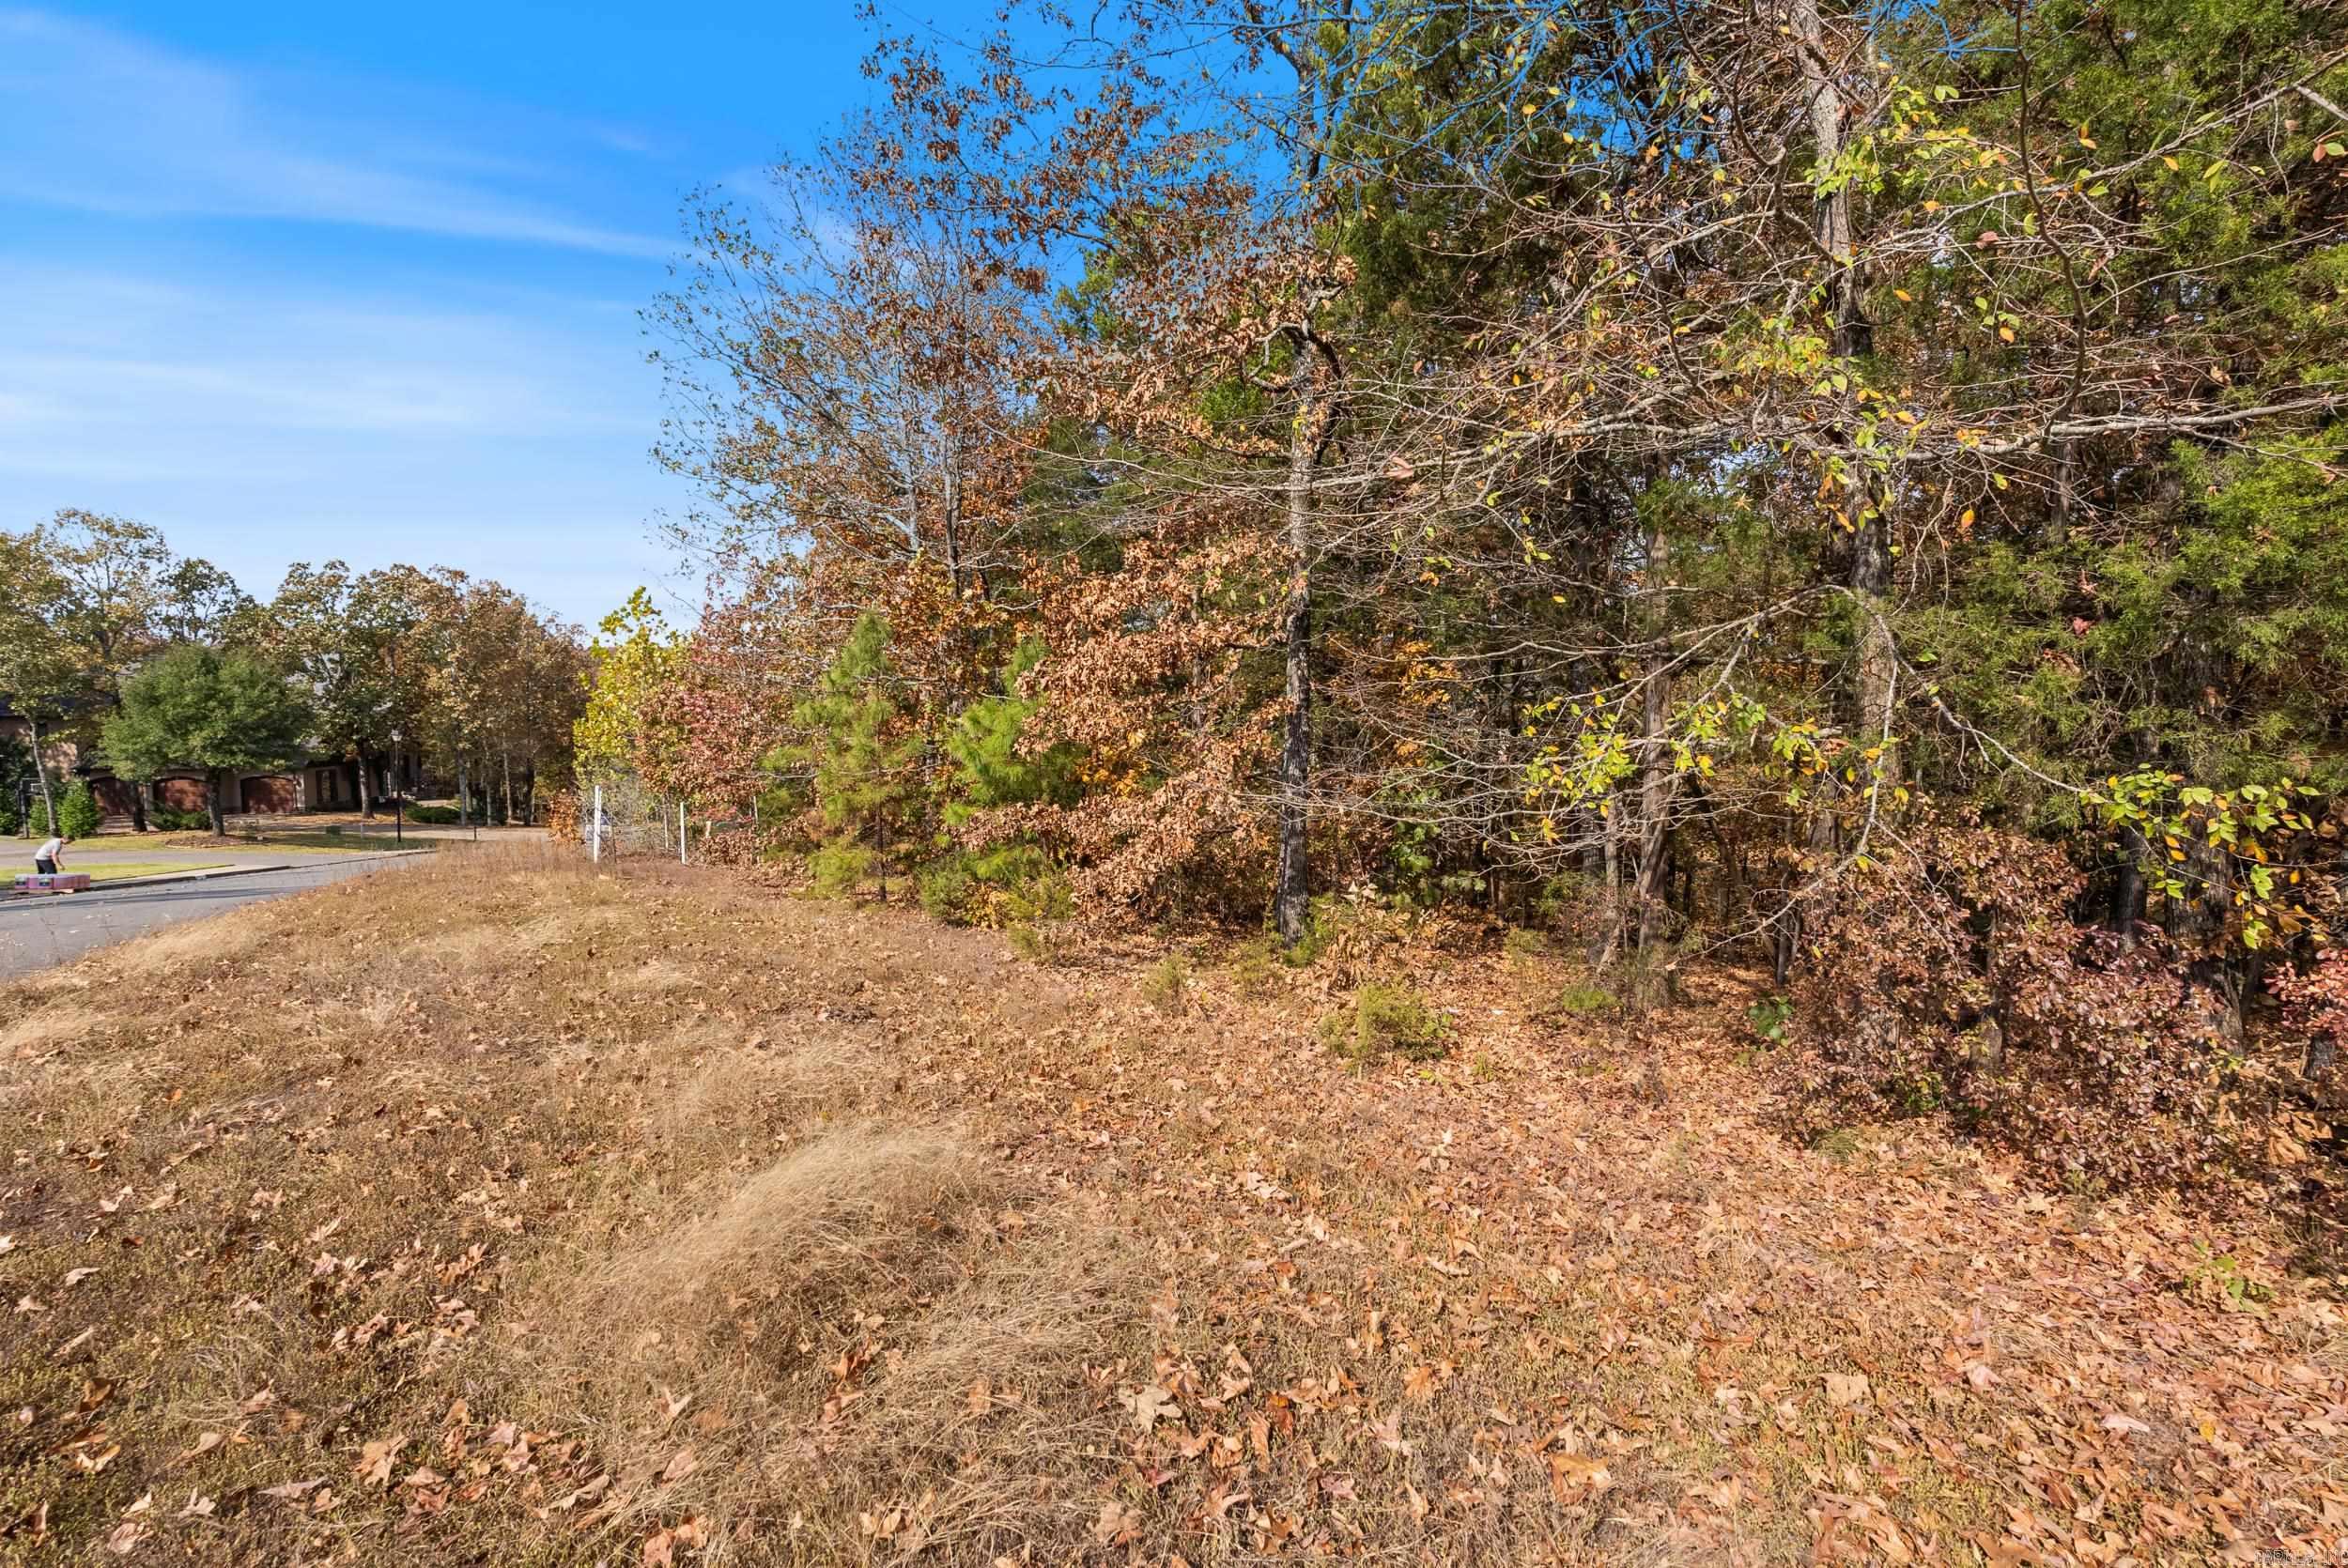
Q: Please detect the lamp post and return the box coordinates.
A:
[391,729,404,845]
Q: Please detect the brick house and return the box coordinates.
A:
[85,759,368,819]
[8,699,418,824]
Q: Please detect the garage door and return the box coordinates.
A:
[240,776,298,813]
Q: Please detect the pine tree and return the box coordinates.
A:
[943,638,1076,822]
[780,613,921,895]
[55,781,100,839]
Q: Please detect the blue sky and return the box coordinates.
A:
[0,3,996,630]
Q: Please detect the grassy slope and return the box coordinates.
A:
[1,850,2342,1565]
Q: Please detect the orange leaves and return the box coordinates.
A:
[1548,1452,1613,1501]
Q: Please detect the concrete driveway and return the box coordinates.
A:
[0,851,422,981]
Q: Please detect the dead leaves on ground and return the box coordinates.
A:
[2,867,2346,1564]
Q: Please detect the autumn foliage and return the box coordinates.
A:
[572,0,2348,1197]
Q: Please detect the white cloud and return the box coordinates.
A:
[0,261,684,625]
[0,8,670,257]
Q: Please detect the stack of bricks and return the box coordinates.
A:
[11,873,91,895]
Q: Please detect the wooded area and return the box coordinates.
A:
[580,0,2348,1194]
[0,511,585,827]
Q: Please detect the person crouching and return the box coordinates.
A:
[33,832,70,876]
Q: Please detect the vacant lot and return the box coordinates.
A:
[1,849,2342,1565]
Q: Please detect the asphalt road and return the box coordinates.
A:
[0,854,417,981]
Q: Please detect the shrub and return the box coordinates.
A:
[1227,934,1282,996]
[0,797,16,836]
[1321,981,1449,1062]
[1502,928,1549,965]
[149,806,210,832]
[808,837,875,896]
[1007,923,1065,964]
[1554,979,1619,1019]
[406,805,462,824]
[1286,899,1341,965]
[1747,994,1794,1044]
[917,859,976,923]
[1140,954,1191,1015]
[1782,816,2250,1190]
[543,789,582,844]
[56,782,100,839]
[969,844,1073,925]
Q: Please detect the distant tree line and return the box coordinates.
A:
[0,510,587,833]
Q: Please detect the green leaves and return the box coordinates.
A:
[101,646,313,782]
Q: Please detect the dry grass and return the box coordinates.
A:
[0,853,2342,1565]
[0,1003,107,1058]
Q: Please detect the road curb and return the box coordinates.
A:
[1,853,426,910]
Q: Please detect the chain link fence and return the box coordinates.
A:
[582,775,686,863]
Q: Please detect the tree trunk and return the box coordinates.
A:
[1632,523,1676,951]
[1274,407,1313,944]
[502,748,515,827]
[457,756,469,828]
[2112,826,2147,948]
[1595,792,1624,971]
[1851,523,1899,792]
[129,792,147,835]
[1793,0,1898,926]
[206,770,227,838]
[1792,0,1870,361]
[354,752,374,819]
[1271,13,1322,947]
[24,712,57,834]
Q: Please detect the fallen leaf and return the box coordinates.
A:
[354,1434,406,1488]
[1093,1497,1141,1546]
[1123,1384,1177,1431]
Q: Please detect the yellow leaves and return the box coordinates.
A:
[2162,154,2181,171]
[1893,287,1913,302]
[2077,123,2098,150]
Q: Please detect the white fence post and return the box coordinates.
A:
[678,801,687,865]
[591,783,603,864]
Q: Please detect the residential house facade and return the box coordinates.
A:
[8,700,412,824]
